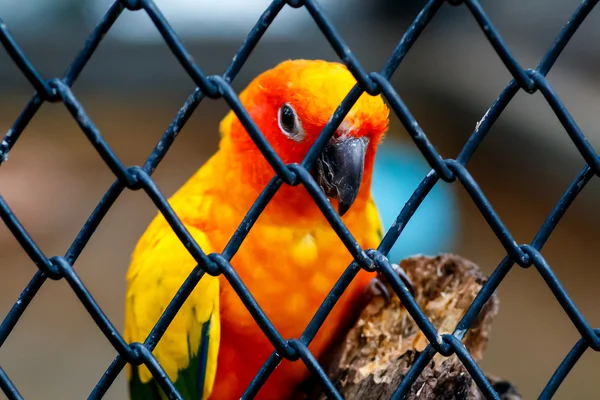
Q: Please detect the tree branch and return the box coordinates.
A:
[307,254,520,399]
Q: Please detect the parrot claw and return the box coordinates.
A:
[365,263,415,305]
[391,263,415,296]
[365,275,392,303]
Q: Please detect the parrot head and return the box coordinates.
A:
[219,59,389,219]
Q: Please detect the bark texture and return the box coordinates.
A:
[307,254,520,400]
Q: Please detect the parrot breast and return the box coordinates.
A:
[198,172,382,399]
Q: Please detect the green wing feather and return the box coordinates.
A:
[128,313,216,400]
[125,219,221,400]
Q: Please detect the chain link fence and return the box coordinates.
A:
[1,0,599,398]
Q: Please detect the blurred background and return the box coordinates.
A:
[1,0,599,398]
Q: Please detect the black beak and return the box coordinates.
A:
[312,136,369,216]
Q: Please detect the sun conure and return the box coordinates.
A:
[124,59,399,399]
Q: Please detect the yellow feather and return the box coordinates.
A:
[124,208,220,396]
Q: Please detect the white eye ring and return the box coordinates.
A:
[278,103,305,142]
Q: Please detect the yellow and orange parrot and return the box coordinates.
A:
[124,59,406,399]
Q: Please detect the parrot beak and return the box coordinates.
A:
[312,136,369,216]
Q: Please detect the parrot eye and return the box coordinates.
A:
[278,103,305,141]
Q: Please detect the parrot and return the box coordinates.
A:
[124,59,411,400]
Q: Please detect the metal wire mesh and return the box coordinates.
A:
[1,0,599,399]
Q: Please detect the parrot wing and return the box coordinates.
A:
[124,218,220,400]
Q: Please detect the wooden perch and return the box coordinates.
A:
[306,254,520,400]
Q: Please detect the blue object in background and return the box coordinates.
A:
[371,138,459,262]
